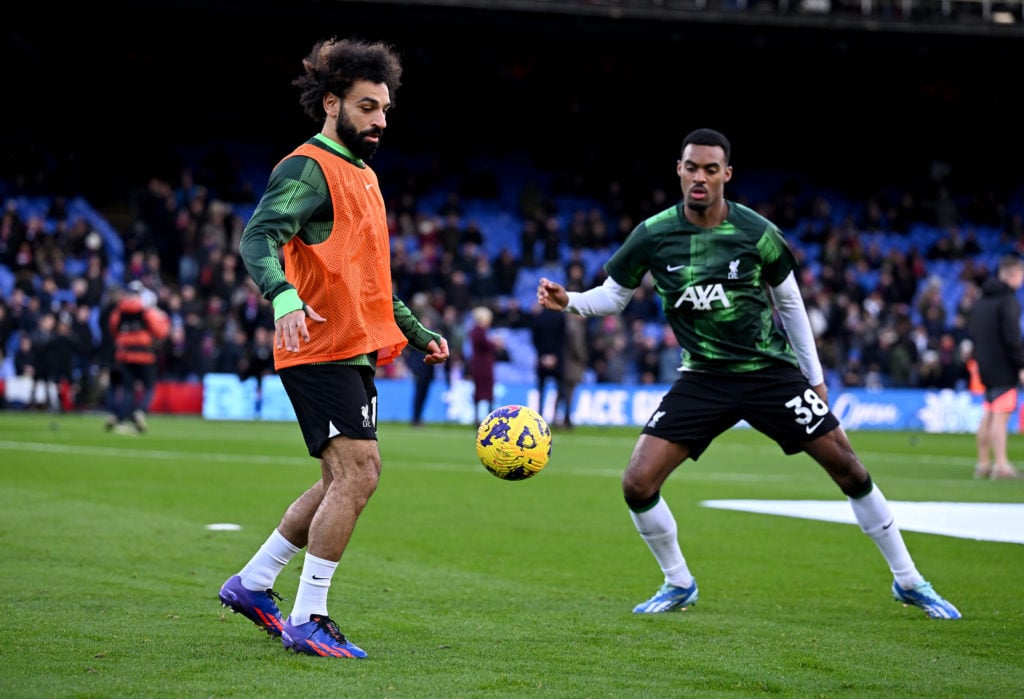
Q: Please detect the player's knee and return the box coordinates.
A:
[624,489,660,513]
[622,468,658,506]
[841,473,873,499]
[324,445,381,489]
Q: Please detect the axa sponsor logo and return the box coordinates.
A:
[672,284,731,311]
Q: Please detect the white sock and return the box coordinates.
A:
[238,529,300,591]
[629,497,694,588]
[848,484,923,588]
[288,553,338,625]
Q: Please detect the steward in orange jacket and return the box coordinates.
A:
[105,282,170,433]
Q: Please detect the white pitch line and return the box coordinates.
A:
[702,499,1024,545]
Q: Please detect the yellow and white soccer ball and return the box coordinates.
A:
[476,405,552,480]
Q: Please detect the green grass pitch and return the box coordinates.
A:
[1,412,1022,697]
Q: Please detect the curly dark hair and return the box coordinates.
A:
[292,37,403,123]
[681,128,731,164]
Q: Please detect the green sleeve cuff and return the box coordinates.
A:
[415,329,443,353]
[272,288,304,321]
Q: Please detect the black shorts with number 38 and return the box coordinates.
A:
[642,365,839,460]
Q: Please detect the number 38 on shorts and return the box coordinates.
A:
[785,388,831,436]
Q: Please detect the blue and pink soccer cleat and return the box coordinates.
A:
[281,614,367,658]
[218,575,285,637]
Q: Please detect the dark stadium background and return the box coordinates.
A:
[5,0,1023,209]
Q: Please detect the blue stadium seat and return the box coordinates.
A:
[0,264,13,298]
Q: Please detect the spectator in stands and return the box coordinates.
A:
[105,281,170,433]
[621,280,661,325]
[966,254,1024,479]
[79,254,107,308]
[214,327,249,375]
[219,37,449,661]
[540,215,563,268]
[69,303,98,407]
[559,312,588,430]
[236,324,275,415]
[565,259,587,292]
[406,292,442,426]
[519,217,539,268]
[656,325,682,384]
[239,325,275,384]
[567,208,591,250]
[633,321,661,384]
[407,337,437,426]
[608,331,636,383]
[235,278,274,339]
[40,315,81,411]
[536,127,960,620]
[886,321,920,387]
[530,302,567,426]
[160,323,191,382]
[468,304,502,421]
[588,208,612,251]
[492,247,520,297]
[440,303,464,385]
[0,301,13,357]
[455,263,482,310]
[437,211,463,257]
[28,312,57,409]
[494,295,529,330]
[587,314,621,382]
[469,251,499,306]
[12,332,38,406]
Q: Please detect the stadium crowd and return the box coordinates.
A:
[1,149,1023,415]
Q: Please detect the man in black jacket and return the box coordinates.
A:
[530,303,567,426]
[967,254,1024,479]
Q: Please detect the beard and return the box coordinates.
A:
[336,112,382,161]
[685,199,708,213]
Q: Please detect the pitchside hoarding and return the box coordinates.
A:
[201,373,998,434]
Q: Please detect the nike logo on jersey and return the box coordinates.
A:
[666,263,686,272]
[365,183,374,190]
[806,417,826,434]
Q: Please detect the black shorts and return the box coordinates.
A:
[641,365,840,459]
[278,364,378,458]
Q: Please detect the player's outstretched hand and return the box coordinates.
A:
[537,278,568,311]
[423,337,450,365]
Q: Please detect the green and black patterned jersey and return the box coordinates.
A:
[239,135,440,368]
[605,199,800,374]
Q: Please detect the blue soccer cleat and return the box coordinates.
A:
[281,614,367,658]
[632,580,699,613]
[892,580,962,619]
[219,575,285,637]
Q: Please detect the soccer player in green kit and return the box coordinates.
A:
[536,128,960,619]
